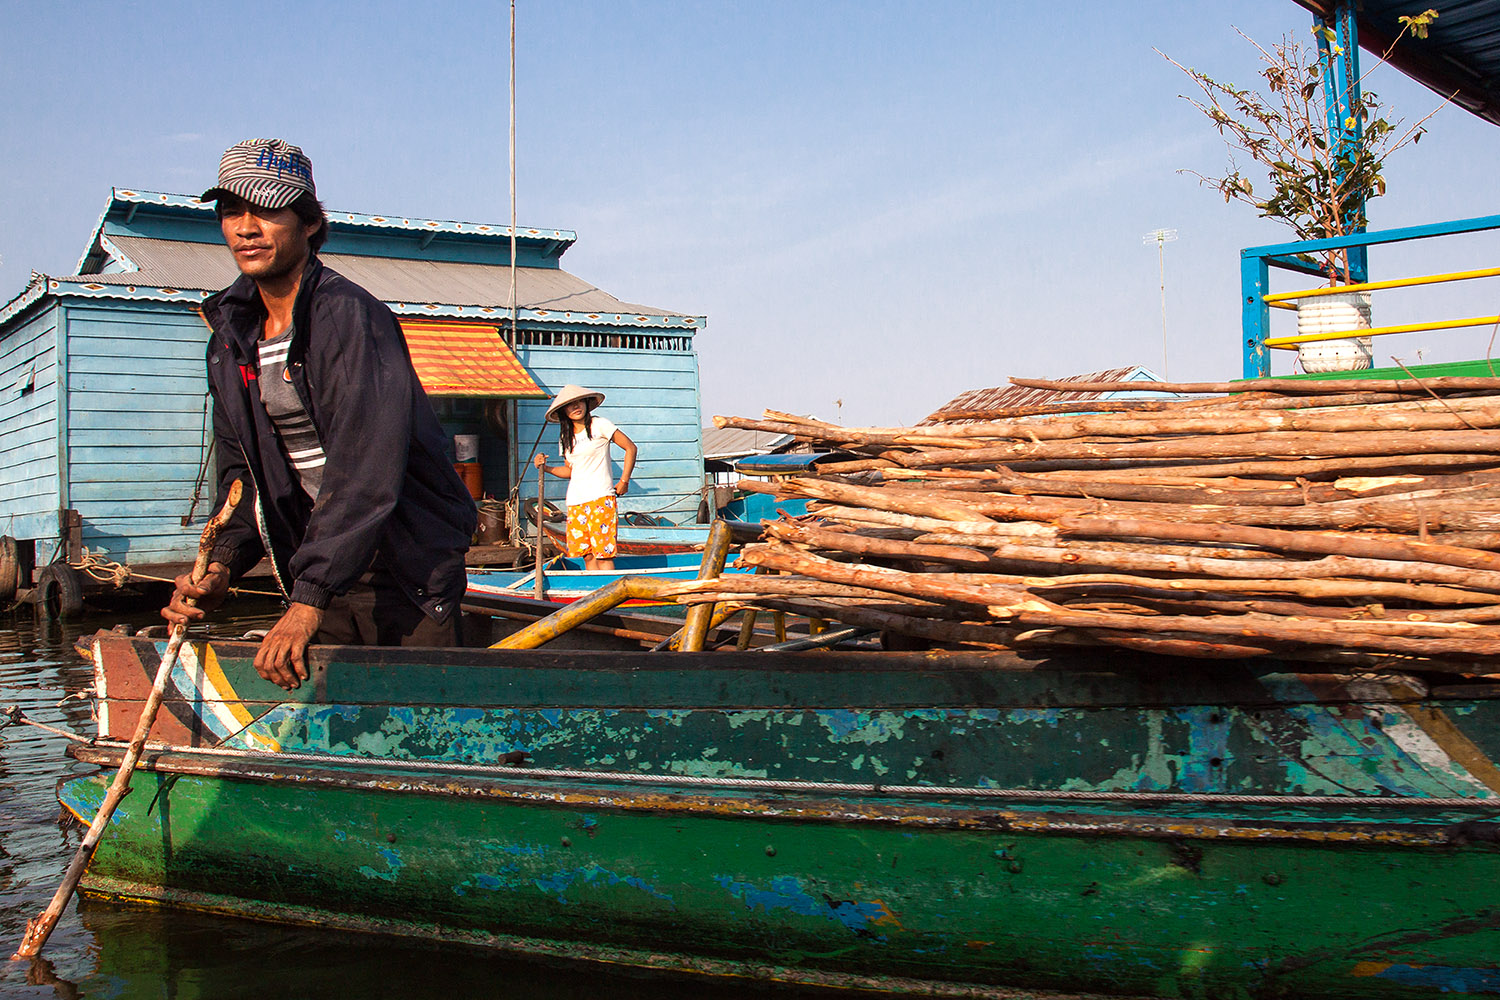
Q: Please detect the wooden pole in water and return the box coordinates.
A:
[534,465,547,601]
[12,479,243,961]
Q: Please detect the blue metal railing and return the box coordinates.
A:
[1241,213,1500,378]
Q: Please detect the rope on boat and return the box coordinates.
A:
[72,549,138,587]
[67,549,280,598]
[98,739,1500,810]
[179,390,215,527]
[2,706,90,744]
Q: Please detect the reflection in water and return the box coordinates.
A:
[1,602,105,998]
[23,956,81,1000]
[22,953,81,1000]
[80,902,872,1000]
[0,601,884,1000]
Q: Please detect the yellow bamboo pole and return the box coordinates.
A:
[736,608,759,650]
[679,520,735,653]
[494,576,679,650]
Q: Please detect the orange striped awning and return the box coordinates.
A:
[398,319,545,398]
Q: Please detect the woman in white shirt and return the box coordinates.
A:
[533,385,638,570]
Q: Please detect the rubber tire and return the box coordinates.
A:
[696,499,712,524]
[0,536,17,603]
[521,498,565,524]
[34,564,84,619]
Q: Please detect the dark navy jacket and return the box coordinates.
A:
[201,256,476,622]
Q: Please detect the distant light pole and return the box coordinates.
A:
[1142,228,1178,380]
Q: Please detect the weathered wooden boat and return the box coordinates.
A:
[468,551,751,608]
[56,633,1500,998]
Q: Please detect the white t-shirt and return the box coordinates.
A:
[562,415,619,506]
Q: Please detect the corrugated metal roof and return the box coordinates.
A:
[1295,0,1500,128]
[702,426,796,461]
[920,366,1170,424]
[111,187,578,242]
[77,189,578,277]
[65,236,691,319]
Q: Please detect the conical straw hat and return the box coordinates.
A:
[544,384,605,422]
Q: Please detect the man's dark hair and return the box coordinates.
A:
[290,193,330,253]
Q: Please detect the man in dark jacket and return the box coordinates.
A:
[163,139,477,689]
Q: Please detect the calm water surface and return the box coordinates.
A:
[0,601,896,1000]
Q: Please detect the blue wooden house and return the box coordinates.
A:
[0,188,706,597]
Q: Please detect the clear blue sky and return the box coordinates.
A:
[4,1,1498,427]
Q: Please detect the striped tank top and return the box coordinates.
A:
[257,327,326,499]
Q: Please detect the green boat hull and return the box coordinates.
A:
[59,637,1500,997]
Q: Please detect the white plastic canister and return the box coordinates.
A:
[1296,291,1373,373]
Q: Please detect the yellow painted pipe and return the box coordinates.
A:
[660,602,743,652]
[492,576,679,650]
[680,520,735,652]
[1264,314,1500,348]
[736,608,759,651]
[1263,265,1500,304]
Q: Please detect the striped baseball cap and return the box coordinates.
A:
[201,138,316,210]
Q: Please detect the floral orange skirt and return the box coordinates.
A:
[565,494,618,558]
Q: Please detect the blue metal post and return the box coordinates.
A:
[1316,2,1369,282]
[1240,251,1271,379]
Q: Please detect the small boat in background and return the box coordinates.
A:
[468,551,750,607]
[526,502,716,556]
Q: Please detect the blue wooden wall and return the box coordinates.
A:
[517,345,704,522]
[0,302,63,543]
[0,294,707,567]
[62,302,211,565]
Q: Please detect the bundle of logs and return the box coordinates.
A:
[663,375,1500,672]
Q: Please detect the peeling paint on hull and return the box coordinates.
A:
[59,766,1500,999]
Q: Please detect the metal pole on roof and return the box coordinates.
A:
[1142,228,1177,380]
[507,0,518,346]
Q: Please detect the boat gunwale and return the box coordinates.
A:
[66,742,1500,846]
[96,636,1500,710]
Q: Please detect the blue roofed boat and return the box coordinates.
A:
[469,550,751,607]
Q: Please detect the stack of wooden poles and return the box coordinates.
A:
[662,376,1500,672]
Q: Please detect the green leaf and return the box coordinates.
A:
[1398,9,1439,40]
